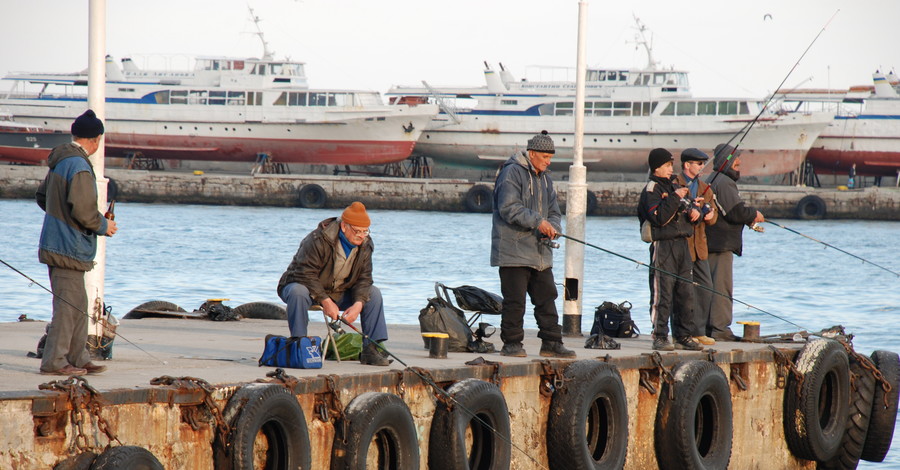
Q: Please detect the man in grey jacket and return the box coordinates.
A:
[490,131,574,358]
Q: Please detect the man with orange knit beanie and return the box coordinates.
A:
[277,201,389,366]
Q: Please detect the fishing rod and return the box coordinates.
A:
[335,316,550,470]
[703,10,840,192]
[556,233,811,331]
[0,257,170,366]
[764,220,899,277]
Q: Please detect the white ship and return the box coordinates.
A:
[385,22,832,177]
[0,19,437,167]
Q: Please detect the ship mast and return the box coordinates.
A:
[631,15,658,70]
[247,6,274,60]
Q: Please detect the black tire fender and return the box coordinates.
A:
[90,446,162,470]
[217,383,311,470]
[861,350,900,462]
[429,378,511,470]
[586,190,598,216]
[654,360,733,470]
[106,178,119,201]
[233,301,287,320]
[330,392,419,470]
[299,184,327,209]
[795,195,826,220]
[53,452,97,470]
[464,184,493,213]
[783,339,851,462]
[819,355,877,469]
[547,360,628,470]
[123,300,186,319]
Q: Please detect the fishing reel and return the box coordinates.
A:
[540,237,560,249]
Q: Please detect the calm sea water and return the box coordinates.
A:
[1,199,898,467]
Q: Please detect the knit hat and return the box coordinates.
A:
[648,148,673,171]
[712,143,742,172]
[527,130,555,154]
[341,201,370,228]
[681,148,709,162]
[71,109,105,138]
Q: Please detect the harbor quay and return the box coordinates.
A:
[0,317,870,469]
[1,165,898,220]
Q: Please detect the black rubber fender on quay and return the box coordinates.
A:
[233,301,287,320]
[429,378,511,470]
[547,360,628,470]
[795,195,827,220]
[299,183,327,209]
[783,339,850,462]
[818,354,877,469]
[90,446,163,470]
[330,391,419,470]
[217,383,311,470]
[861,350,900,462]
[123,300,187,319]
[654,360,733,470]
[464,184,493,213]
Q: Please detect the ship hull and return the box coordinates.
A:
[806,116,900,177]
[0,130,70,165]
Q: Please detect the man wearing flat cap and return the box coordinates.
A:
[674,148,718,347]
[278,201,390,366]
[705,143,765,342]
[36,109,118,376]
[491,130,575,358]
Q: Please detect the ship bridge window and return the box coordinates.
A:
[718,101,749,115]
[698,101,717,115]
[269,64,284,75]
[632,101,657,116]
[676,102,696,116]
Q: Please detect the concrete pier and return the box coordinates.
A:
[1,165,898,220]
[0,317,824,469]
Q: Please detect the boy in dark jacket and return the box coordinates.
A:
[637,148,703,351]
[705,143,765,341]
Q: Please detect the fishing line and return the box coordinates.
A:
[764,220,899,277]
[557,233,811,332]
[703,10,840,191]
[336,316,551,470]
[0,257,170,366]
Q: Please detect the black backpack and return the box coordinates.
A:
[590,301,640,338]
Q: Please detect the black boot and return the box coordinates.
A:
[359,342,390,366]
[540,341,576,358]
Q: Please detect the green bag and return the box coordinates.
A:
[325,332,363,361]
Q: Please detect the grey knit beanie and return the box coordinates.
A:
[527,130,555,154]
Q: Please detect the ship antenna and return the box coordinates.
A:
[631,15,657,70]
[247,5,274,60]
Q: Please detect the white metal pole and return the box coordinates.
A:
[562,0,588,337]
[84,0,108,342]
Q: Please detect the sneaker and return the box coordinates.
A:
[652,335,674,351]
[540,341,576,358]
[675,336,704,351]
[500,343,527,357]
[693,336,716,346]
[359,343,390,366]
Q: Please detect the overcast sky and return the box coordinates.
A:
[1,0,897,99]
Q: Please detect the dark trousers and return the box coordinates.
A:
[498,266,562,345]
[706,251,736,337]
[280,283,388,345]
[41,266,92,372]
[648,239,695,338]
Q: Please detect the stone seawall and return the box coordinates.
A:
[1,166,897,220]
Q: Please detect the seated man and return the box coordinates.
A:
[277,202,389,366]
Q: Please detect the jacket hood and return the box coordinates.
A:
[47,142,88,170]
[503,150,551,176]
[711,143,741,181]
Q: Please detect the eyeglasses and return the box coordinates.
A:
[345,224,370,236]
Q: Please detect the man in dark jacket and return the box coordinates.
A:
[637,148,703,351]
[277,202,389,366]
[491,131,574,358]
[673,148,718,347]
[36,109,117,376]
[705,143,765,341]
